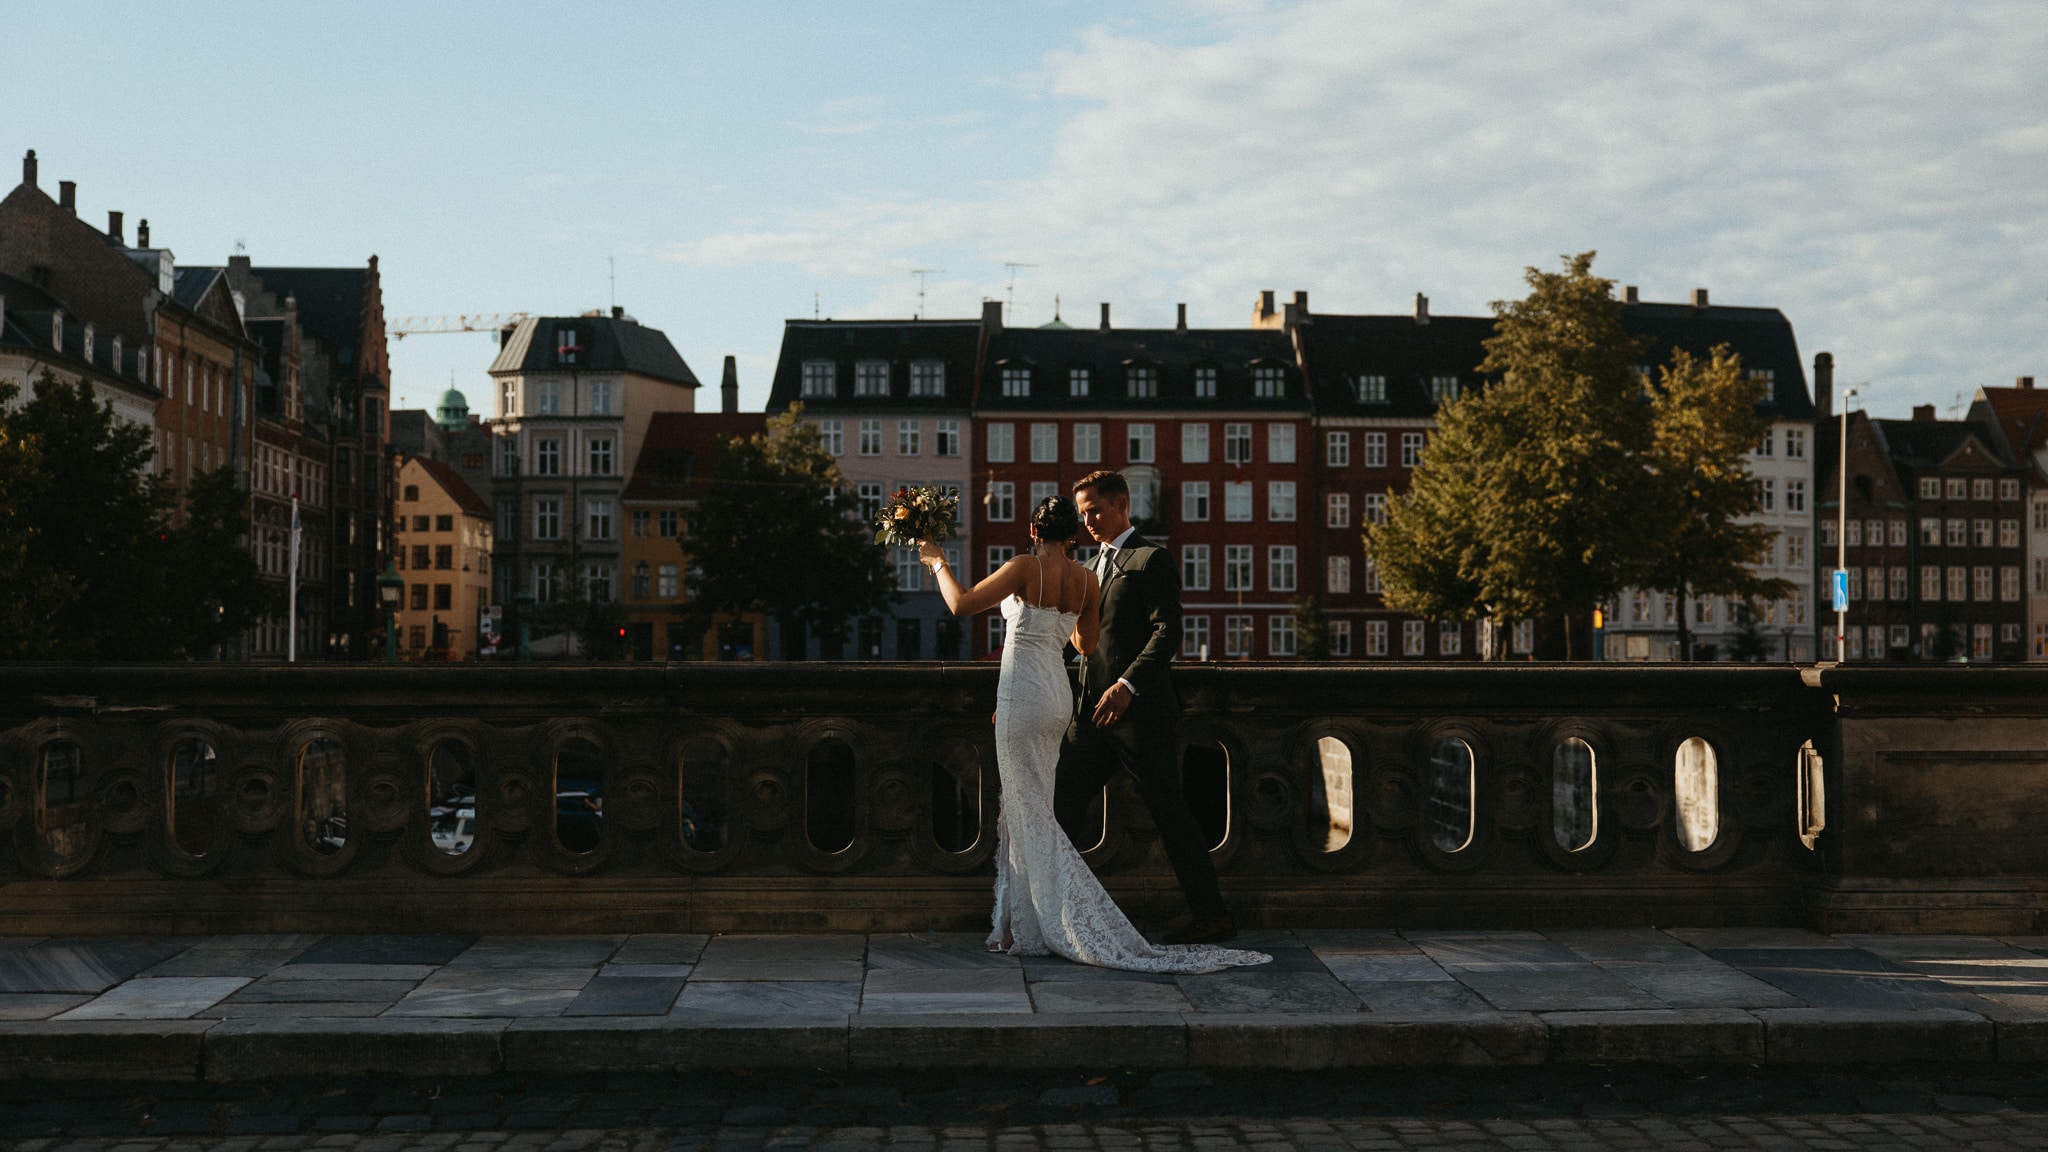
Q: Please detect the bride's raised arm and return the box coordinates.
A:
[920,541,1027,617]
[1070,571,1101,655]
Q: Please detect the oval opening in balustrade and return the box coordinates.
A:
[1313,737,1354,852]
[1181,741,1230,851]
[1428,737,1476,853]
[931,753,982,854]
[1552,737,1597,852]
[428,741,476,857]
[554,738,605,854]
[679,750,728,854]
[296,738,348,855]
[1796,739,1826,850]
[1060,787,1109,853]
[168,738,218,858]
[38,741,88,860]
[1673,737,1719,852]
[806,740,857,854]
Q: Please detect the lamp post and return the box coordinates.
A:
[514,588,535,662]
[376,562,403,664]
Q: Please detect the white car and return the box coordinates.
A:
[431,807,476,855]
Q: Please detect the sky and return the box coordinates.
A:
[9,1,2045,420]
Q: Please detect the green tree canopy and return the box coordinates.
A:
[1637,345,1795,658]
[1368,252,1651,658]
[0,370,274,660]
[681,404,894,659]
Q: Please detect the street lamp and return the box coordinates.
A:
[514,588,536,662]
[376,562,404,664]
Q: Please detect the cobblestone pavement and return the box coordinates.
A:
[7,928,2048,1022]
[9,1065,2048,1149]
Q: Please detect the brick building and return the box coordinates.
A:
[1818,406,2028,661]
[971,301,1307,661]
[1967,378,2048,659]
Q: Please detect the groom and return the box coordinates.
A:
[1055,469,1237,945]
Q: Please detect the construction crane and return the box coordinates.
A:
[388,313,530,340]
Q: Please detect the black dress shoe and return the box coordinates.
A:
[1165,916,1238,945]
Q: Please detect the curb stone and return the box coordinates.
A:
[1754,1007,1994,1063]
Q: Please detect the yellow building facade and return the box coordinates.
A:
[394,455,495,659]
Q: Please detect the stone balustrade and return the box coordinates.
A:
[2,663,2044,935]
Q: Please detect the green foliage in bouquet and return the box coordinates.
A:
[873,484,960,547]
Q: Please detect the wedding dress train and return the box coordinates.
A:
[988,594,1270,973]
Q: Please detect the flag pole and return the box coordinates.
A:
[287,493,301,663]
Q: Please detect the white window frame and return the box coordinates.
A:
[934,418,959,458]
[1327,492,1351,529]
[855,360,890,398]
[1182,481,1210,522]
[1127,423,1155,463]
[1182,423,1210,464]
[1224,481,1253,523]
[1365,433,1387,468]
[909,360,945,397]
[1326,431,1350,467]
[1030,423,1058,464]
[858,419,882,456]
[987,481,1015,522]
[898,420,921,456]
[817,419,844,455]
[1182,544,1211,591]
[987,423,1015,463]
[1268,423,1296,464]
[801,360,836,398]
[1223,545,1253,592]
[1269,545,1297,592]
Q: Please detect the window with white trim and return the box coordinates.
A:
[1327,555,1352,594]
[1182,423,1209,463]
[1127,423,1155,463]
[1355,374,1387,404]
[1073,423,1100,463]
[909,360,945,397]
[801,361,836,398]
[1183,615,1211,659]
[898,420,921,456]
[1068,367,1090,397]
[1366,619,1389,656]
[533,497,561,541]
[1400,433,1424,468]
[1001,366,1030,398]
[1327,493,1351,528]
[1268,423,1296,463]
[1269,546,1297,592]
[1224,615,1254,658]
[1183,544,1211,591]
[987,423,1014,463]
[1268,481,1296,522]
[1254,365,1285,399]
[1403,620,1425,656]
[1192,366,1216,399]
[1224,545,1253,592]
[1182,481,1210,522]
[1269,615,1297,656]
[934,419,959,457]
[987,482,1014,521]
[817,419,843,455]
[1365,432,1387,468]
[855,360,890,397]
[858,419,882,456]
[1326,431,1350,467]
[586,437,613,476]
[1030,423,1058,463]
[1126,365,1156,399]
[1224,423,1252,464]
[1439,621,1462,656]
[1224,481,1252,522]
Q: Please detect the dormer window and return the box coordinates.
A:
[51,312,63,352]
[111,335,123,372]
[909,360,945,397]
[854,360,890,397]
[1430,375,1460,403]
[1001,365,1031,398]
[1193,366,1217,399]
[555,327,583,365]
[1068,367,1091,397]
[801,360,836,398]
[1125,364,1157,399]
[1253,364,1284,399]
[82,322,95,363]
[1354,374,1387,404]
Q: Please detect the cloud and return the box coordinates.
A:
[672,1,2048,411]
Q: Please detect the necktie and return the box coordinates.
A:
[1098,547,1115,582]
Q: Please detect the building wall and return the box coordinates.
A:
[393,458,493,660]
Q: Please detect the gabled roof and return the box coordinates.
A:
[622,412,767,502]
[1871,417,2016,474]
[977,325,1301,411]
[1621,301,1814,419]
[490,313,700,388]
[1296,314,1495,419]
[172,266,246,337]
[1970,386,2048,471]
[406,454,493,519]
[765,318,982,411]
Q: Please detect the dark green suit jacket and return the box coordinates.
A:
[1079,532,1182,717]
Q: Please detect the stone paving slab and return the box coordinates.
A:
[10,929,2048,1078]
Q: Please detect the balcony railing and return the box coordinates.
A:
[2,663,2044,935]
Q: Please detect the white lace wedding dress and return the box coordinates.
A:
[988,592,1271,973]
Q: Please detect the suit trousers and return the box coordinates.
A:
[1054,692,1228,924]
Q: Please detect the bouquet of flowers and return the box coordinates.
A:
[873,484,960,547]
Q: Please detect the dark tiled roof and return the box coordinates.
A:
[1872,417,2015,473]
[622,412,767,502]
[409,454,493,519]
[1972,387,2048,463]
[1621,302,1814,419]
[171,265,220,309]
[766,319,982,411]
[977,326,1301,411]
[491,314,700,388]
[1299,304,1814,421]
[248,267,367,361]
[0,272,156,396]
[1296,314,1495,419]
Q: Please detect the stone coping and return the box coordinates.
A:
[7,928,2048,1078]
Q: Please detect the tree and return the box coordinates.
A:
[681,404,895,659]
[1292,595,1335,661]
[0,379,73,657]
[1726,601,1774,663]
[1636,345,1794,659]
[1368,253,1651,658]
[0,370,274,660]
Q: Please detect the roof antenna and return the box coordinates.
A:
[1003,262,1037,319]
[608,256,616,312]
[1052,293,1061,322]
[814,291,820,320]
[910,269,943,320]
[234,238,246,255]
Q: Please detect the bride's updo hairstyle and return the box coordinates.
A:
[1031,494,1081,545]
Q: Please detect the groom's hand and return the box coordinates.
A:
[1091,682,1133,728]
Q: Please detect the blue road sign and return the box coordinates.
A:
[1832,569,1849,612]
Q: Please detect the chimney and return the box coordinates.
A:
[2019,376,2035,390]
[58,180,76,214]
[1176,303,1187,334]
[1414,293,1430,325]
[980,299,1003,331]
[1099,302,1111,331]
[720,355,739,414]
[1691,287,1709,308]
[611,305,625,320]
[21,149,35,188]
[107,211,123,244]
[1623,285,1639,304]
[1813,352,1833,419]
[1292,290,1309,314]
[1913,404,1937,422]
[136,219,150,247]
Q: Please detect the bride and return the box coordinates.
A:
[920,495,1269,973]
